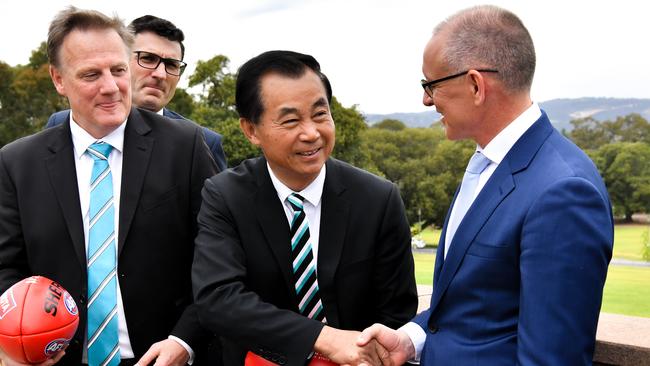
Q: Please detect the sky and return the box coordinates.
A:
[1,0,647,114]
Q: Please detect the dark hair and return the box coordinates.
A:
[235,50,332,124]
[129,15,185,60]
[48,6,133,68]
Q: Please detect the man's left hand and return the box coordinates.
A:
[135,339,189,366]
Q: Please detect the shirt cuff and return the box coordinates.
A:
[399,322,426,363]
[168,335,195,365]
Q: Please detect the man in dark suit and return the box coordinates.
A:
[0,7,217,366]
[191,50,417,366]
[358,5,614,365]
[45,14,227,171]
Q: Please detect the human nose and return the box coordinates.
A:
[300,120,320,141]
[151,61,168,78]
[423,89,435,107]
[99,73,120,94]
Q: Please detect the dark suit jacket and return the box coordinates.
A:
[413,112,613,365]
[45,108,228,171]
[0,108,218,364]
[192,157,418,366]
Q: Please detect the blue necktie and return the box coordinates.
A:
[445,151,491,258]
[86,142,120,366]
[287,193,326,322]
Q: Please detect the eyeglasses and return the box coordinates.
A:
[421,69,498,98]
[133,51,187,76]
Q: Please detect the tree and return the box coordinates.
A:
[568,117,607,150]
[330,97,367,166]
[590,142,650,221]
[167,87,195,117]
[372,119,406,131]
[568,113,650,150]
[0,42,67,147]
[188,55,237,120]
[361,125,473,226]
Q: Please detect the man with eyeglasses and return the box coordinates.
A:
[358,5,613,365]
[46,15,227,171]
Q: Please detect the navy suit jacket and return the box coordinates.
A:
[45,108,227,171]
[414,111,613,365]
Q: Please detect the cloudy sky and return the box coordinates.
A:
[1,0,647,114]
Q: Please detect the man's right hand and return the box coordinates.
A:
[356,324,415,366]
[313,326,390,366]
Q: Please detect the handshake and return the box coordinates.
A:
[312,324,416,366]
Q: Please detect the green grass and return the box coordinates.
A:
[417,227,442,247]
[419,224,650,261]
[601,265,650,317]
[613,224,649,261]
[413,253,650,317]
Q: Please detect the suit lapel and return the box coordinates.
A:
[430,112,554,312]
[118,109,153,255]
[317,160,349,325]
[252,158,296,297]
[45,118,86,266]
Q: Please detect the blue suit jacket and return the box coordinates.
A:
[414,111,613,365]
[45,108,227,171]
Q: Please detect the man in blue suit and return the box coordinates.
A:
[45,15,227,171]
[358,5,613,365]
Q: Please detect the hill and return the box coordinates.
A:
[364,98,650,131]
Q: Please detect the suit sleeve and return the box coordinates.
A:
[192,178,324,366]
[0,149,29,293]
[168,127,219,349]
[208,132,228,172]
[517,177,613,364]
[372,184,418,328]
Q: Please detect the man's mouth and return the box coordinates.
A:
[298,148,320,156]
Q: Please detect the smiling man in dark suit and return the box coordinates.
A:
[191,50,417,366]
[0,7,217,366]
[45,14,227,171]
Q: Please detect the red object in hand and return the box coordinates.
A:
[246,351,338,366]
[0,276,79,364]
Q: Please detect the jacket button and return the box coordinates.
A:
[428,324,439,333]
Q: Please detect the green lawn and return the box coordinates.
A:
[613,224,649,261]
[416,227,442,247]
[413,252,650,317]
[419,224,649,261]
[601,265,650,317]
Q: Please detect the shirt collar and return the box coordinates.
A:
[267,163,327,207]
[69,112,127,159]
[157,108,164,115]
[479,102,542,164]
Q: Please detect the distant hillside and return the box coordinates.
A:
[364,98,650,131]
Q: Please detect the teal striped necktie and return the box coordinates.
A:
[287,193,326,322]
[86,141,120,366]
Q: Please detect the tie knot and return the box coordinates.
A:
[466,151,491,174]
[87,142,113,161]
[287,193,305,211]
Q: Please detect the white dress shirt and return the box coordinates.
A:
[69,114,134,362]
[268,163,326,264]
[70,113,194,363]
[402,103,542,361]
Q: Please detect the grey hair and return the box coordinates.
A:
[47,6,133,68]
[434,5,536,92]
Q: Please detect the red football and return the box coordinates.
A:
[0,276,79,364]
